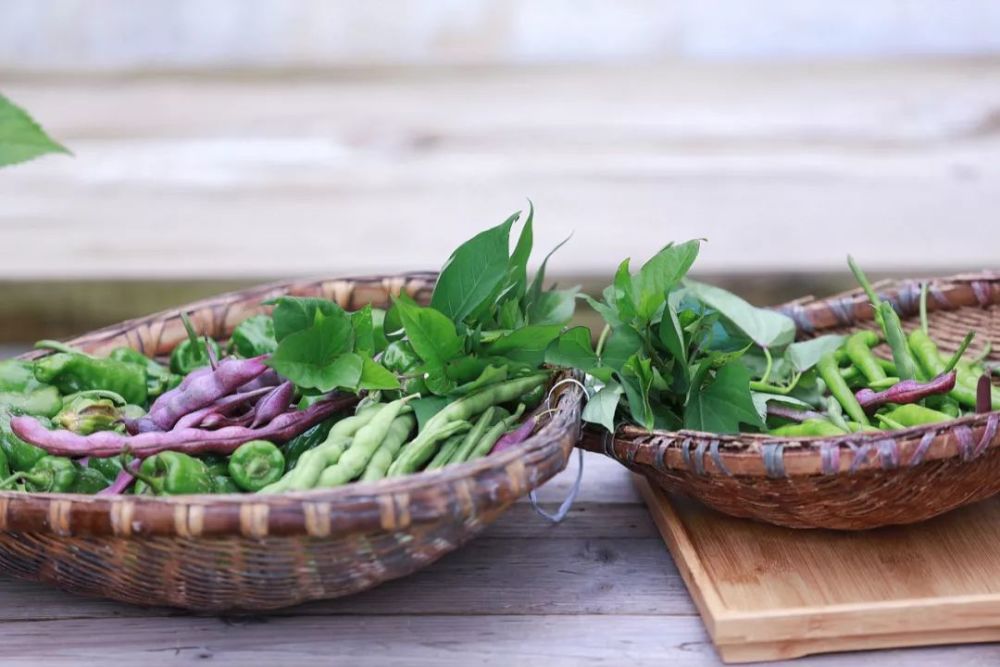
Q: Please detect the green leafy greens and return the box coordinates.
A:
[0,93,70,168]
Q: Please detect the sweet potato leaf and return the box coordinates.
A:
[0,94,70,168]
[684,280,795,349]
[684,362,764,433]
[632,241,700,322]
[582,381,624,432]
[431,213,516,324]
[545,326,597,370]
[270,296,345,343]
[785,334,845,373]
[394,295,464,367]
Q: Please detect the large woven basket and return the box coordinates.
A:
[579,271,1000,530]
[0,273,584,610]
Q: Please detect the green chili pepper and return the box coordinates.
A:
[0,359,47,393]
[200,455,230,477]
[910,329,1000,410]
[868,377,902,391]
[228,440,285,492]
[133,452,213,496]
[880,404,955,428]
[170,338,222,376]
[817,352,870,426]
[0,386,63,419]
[769,419,848,437]
[228,315,277,358]
[844,331,887,384]
[54,394,124,435]
[283,416,337,471]
[211,475,241,494]
[0,410,50,472]
[87,456,122,483]
[109,347,175,400]
[34,353,148,406]
[0,456,79,492]
[847,257,920,381]
[72,467,110,494]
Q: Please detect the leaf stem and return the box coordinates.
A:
[595,324,611,359]
[942,332,975,374]
[919,281,929,334]
[749,371,802,396]
[759,347,773,385]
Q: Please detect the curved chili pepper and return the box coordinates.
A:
[54,395,124,435]
[844,331,887,384]
[769,419,847,437]
[34,353,148,406]
[878,404,953,427]
[0,455,78,492]
[133,451,213,496]
[817,351,870,426]
[855,372,956,413]
[109,347,178,400]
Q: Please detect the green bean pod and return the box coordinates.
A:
[389,375,548,476]
[467,404,526,461]
[317,397,415,487]
[844,331,886,384]
[878,303,919,381]
[386,420,471,476]
[817,352,870,426]
[360,414,417,482]
[424,432,468,471]
[879,404,953,427]
[769,419,847,438]
[447,408,497,467]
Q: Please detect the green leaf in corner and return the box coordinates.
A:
[0,94,70,168]
[526,287,578,326]
[658,291,688,370]
[487,324,562,366]
[632,240,701,322]
[684,362,764,434]
[785,334,846,373]
[545,326,597,370]
[507,201,534,300]
[611,258,637,322]
[431,213,516,323]
[582,381,624,433]
[393,296,464,367]
[269,296,345,343]
[619,355,655,431]
[683,280,796,349]
[266,311,355,391]
[358,356,400,391]
[351,305,375,356]
[600,325,643,371]
[525,233,573,312]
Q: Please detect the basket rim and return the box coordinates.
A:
[581,270,1000,479]
[0,272,584,538]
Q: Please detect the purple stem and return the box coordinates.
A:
[96,461,139,496]
[137,356,270,432]
[491,416,538,454]
[856,371,957,413]
[766,404,825,423]
[11,395,354,458]
[250,381,295,428]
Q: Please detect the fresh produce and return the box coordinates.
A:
[0,208,571,496]
[564,242,996,440]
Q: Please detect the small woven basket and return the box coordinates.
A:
[579,271,1000,530]
[0,273,584,610]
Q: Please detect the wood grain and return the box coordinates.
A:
[637,475,1000,662]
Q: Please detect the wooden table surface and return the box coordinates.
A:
[0,452,995,666]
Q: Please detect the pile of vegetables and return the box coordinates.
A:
[569,240,998,437]
[0,207,580,495]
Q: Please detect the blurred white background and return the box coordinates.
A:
[1,0,998,340]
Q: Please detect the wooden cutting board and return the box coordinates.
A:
[635,475,1000,663]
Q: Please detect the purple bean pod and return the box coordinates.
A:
[250,381,295,428]
[11,395,354,458]
[199,410,255,430]
[977,374,992,414]
[172,386,273,430]
[766,404,826,423]
[137,356,270,432]
[491,416,538,454]
[856,371,957,412]
[238,369,281,392]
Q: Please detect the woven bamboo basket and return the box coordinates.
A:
[579,271,1000,530]
[0,272,584,610]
